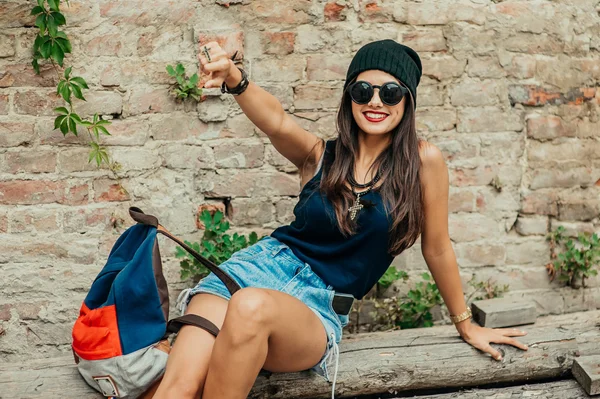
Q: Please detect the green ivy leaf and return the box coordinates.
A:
[70,82,85,101]
[52,12,66,25]
[31,6,44,15]
[47,15,58,37]
[48,0,60,12]
[35,14,46,33]
[70,76,89,89]
[51,42,65,66]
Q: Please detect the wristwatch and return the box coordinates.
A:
[221,66,249,96]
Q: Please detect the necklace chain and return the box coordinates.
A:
[347,165,384,220]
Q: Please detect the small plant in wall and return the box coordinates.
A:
[465,275,509,304]
[29,0,122,179]
[546,226,600,288]
[369,272,443,330]
[176,209,264,282]
[166,63,204,102]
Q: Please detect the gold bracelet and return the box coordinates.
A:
[450,307,472,324]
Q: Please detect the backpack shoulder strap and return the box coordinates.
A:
[128,207,241,296]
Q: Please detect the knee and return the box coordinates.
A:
[225,288,274,338]
[154,375,200,399]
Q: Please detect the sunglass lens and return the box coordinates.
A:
[350,81,372,104]
[381,83,403,105]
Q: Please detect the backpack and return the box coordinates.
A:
[71,207,241,398]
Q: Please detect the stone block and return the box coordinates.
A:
[471,297,537,328]
[572,355,600,395]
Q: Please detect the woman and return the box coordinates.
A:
[153,39,529,399]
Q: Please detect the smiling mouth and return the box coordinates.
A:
[363,112,388,122]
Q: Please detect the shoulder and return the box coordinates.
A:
[417,140,447,188]
[418,140,445,171]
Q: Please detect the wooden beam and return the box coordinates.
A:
[388,379,587,398]
[1,310,598,399]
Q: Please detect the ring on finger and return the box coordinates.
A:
[202,46,212,63]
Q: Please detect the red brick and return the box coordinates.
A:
[58,148,107,173]
[137,27,183,58]
[63,207,116,233]
[0,2,35,28]
[0,304,11,321]
[307,54,354,81]
[521,190,559,216]
[509,85,596,106]
[3,151,57,174]
[0,63,59,88]
[214,143,264,169]
[149,114,212,141]
[203,170,300,197]
[448,188,475,212]
[0,211,7,233]
[529,164,595,190]
[359,1,394,23]
[10,209,59,233]
[99,0,194,26]
[197,31,244,61]
[84,33,123,57]
[16,301,48,320]
[558,201,600,221]
[60,1,95,27]
[14,90,64,116]
[94,179,130,202]
[0,94,8,114]
[526,115,575,140]
[0,34,16,58]
[0,122,35,147]
[324,2,346,21]
[401,28,447,52]
[0,180,89,205]
[449,165,496,187]
[263,32,295,55]
[244,0,311,24]
[126,88,179,116]
[294,84,342,109]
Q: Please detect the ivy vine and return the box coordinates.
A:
[30,0,121,178]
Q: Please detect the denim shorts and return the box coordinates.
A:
[181,235,350,385]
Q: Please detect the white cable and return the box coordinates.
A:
[176,288,192,316]
[329,332,340,399]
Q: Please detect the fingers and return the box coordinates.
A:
[493,335,529,351]
[481,343,503,361]
[496,327,528,336]
[201,56,230,73]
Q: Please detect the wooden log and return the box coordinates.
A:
[388,379,588,398]
[1,309,598,399]
[471,297,537,328]
[572,354,600,395]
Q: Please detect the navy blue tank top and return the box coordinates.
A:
[270,139,394,299]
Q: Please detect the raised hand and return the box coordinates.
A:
[199,41,234,89]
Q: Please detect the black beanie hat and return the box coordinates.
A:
[344,39,423,108]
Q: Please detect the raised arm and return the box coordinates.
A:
[200,42,324,180]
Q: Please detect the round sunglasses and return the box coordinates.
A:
[347,80,409,106]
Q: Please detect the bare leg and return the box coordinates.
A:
[152,293,229,399]
[201,287,329,399]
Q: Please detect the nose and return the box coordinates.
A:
[368,88,383,107]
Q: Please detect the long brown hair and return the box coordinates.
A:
[302,78,424,257]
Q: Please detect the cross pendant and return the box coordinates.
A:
[348,194,364,220]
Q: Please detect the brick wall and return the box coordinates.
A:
[0,0,599,361]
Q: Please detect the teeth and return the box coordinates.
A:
[365,112,387,119]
